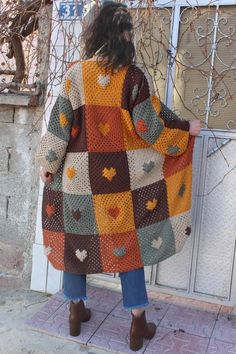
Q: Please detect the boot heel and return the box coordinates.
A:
[129,336,143,351]
[69,318,81,336]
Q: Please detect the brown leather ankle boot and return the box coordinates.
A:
[129,311,156,351]
[69,300,91,336]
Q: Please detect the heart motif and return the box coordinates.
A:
[143,161,155,173]
[71,126,80,139]
[46,204,55,218]
[185,226,191,235]
[113,247,126,258]
[65,78,71,95]
[178,183,186,197]
[75,249,87,262]
[99,122,110,136]
[66,167,76,180]
[44,245,52,256]
[97,74,110,88]
[59,112,68,128]
[72,209,81,221]
[167,145,180,155]
[108,207,120,219]
[146,198,158,211]
[102,167,117,181]
[46,149,58,163]
[152,238,163,250]
[136,119,148,133]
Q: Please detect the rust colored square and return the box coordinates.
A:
[43,230,65,271]
[86,105,125,152]
[163,136,195,178]
[99,231,143,273]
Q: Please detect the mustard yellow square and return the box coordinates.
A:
[121,109,150,151]
[82,62,128,107]
[93,191,135,234]
[166,164,192,217]
[153,127,189,156]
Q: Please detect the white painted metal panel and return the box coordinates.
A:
[194,139,236,298]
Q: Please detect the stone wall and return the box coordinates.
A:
[0,105,43,288]
[0,4,52,289]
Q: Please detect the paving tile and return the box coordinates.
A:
[160,304,217,337]
[207,339,236,354]
[211,314,236,344]
[88,314,146,354]
[111,298,169,323]
[145,327,209,354]
[25,296,65,325]
[87,286,122,313]
[36,310,107,344]
[148,291,220,313]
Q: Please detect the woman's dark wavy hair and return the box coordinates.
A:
[82,1,135,70]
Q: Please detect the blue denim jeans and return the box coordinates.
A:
[64,267,149,310]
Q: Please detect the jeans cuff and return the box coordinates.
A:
[64,294,87,302]
[123,301,149,311]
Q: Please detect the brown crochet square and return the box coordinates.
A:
[66,106,87,152]
[42,187,64,232]
[64,233,102,274]
[88,151,131,194]
[132,179,169,228]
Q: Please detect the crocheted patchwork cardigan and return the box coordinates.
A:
[37,61,195,275]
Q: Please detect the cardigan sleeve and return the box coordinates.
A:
[131,66,190,157]
[36,70,74,174]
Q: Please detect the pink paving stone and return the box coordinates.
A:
[88,314,147,354]
[25,296,65,325]
[145,327,209,354]
[34,310,107,344]
[111,298,169,323]
[207,339,236,354]
[211,315,236,344]
[160,304,217,337]
[86,286,122,313]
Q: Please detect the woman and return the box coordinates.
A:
[37,2,201,351]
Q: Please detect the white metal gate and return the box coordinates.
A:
[31,0,236,310]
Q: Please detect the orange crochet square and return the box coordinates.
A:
[86,105,125,152]
[82,62,128,107]
[163,136,195,178]
[121,109,150,150]
[153,126,189,156]
[93,191,135,234]
[43,230,65,270]
[166,164,192,217]
[99,231,143,273]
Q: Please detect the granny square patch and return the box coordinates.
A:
[42,188,64,232]
[137,219,176,265]
[64,233,102,274]
[93,191,135,234]
[89,151,131,194]
[62,152,92,195]
[99,231,143,273]
[85,105,125,152]
[132,179,169,228]
[127,147,164,190]
[66,106,87,152]
[63,193,98,235]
